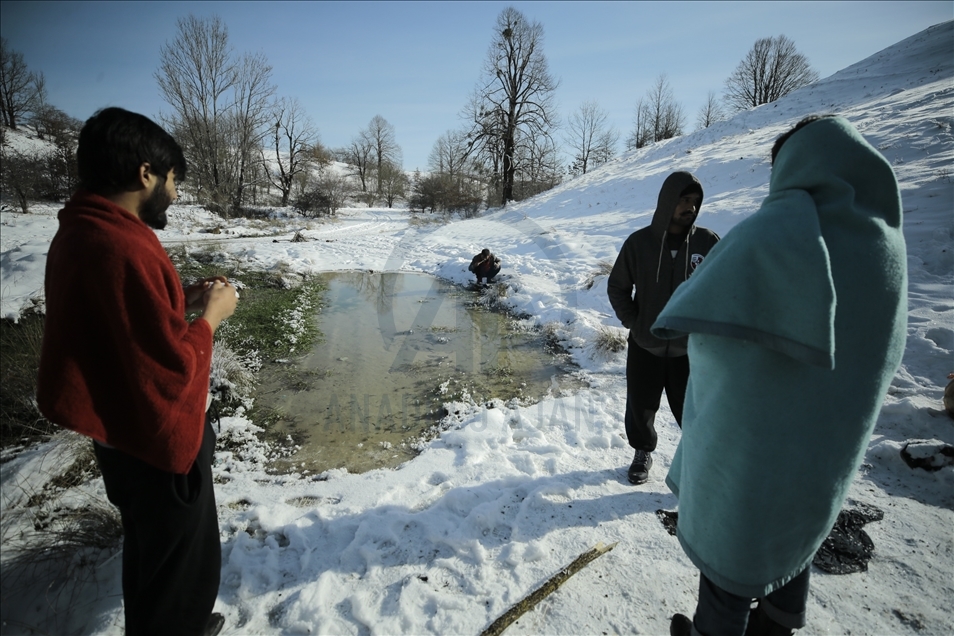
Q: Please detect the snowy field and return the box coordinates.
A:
[1,21,952,636]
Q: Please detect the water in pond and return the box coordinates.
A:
[254,271,584,475]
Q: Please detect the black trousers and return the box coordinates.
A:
[624,342,689,451]
[476,263,501,283]
[94,419,221,636]
[694,568,810,636]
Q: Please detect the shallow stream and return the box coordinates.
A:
[254,271,584,474]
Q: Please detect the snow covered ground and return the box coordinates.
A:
[1,21,952,636]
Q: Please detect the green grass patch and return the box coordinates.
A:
[215,275,323,362]
[0,246,326,450]
[0,313,55,447]
[168,245,327,423]
[168,245,325,362]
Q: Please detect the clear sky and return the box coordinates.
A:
[1,1,951,171]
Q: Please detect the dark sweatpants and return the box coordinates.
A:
[476,263,501,283]
[624,342,689,451]
[694,568,810,636]
[94,419,221,636]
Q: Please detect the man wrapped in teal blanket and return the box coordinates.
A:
[653,116,907,635]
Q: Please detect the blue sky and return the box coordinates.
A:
[1,1,951,171]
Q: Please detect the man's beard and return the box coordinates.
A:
[139,181,171,230]
[672,212,696,230]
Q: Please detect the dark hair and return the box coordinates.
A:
[771,114,838,165]
[77,107,186,195]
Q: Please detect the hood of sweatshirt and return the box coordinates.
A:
[649,171,704,240]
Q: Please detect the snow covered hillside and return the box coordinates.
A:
[1,21,952,636]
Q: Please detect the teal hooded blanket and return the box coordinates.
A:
[652,117,907,598]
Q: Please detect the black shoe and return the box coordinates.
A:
[627,449,653,484]
[204,613,225,636]
[671,613,693,636]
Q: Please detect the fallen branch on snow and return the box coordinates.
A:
[480,541,618,636]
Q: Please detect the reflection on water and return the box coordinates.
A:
[254,271,583,474]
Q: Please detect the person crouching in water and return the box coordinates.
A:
[469,248,502,284]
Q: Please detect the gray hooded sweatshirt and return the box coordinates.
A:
[606,171,720,356]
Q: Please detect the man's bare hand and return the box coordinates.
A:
[184,276,228,313]
[199,279,239,332]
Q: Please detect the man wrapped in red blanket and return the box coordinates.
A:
[37,108,238,636]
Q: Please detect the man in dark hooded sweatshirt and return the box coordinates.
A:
[607,172,720,484]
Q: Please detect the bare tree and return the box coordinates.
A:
[0,38,46,130]
[377,161,408,208]
[696,90,727,130]
[339,135,374,199]
[362,115,402,198]
[34,105,80,198]
[464,91,505,200]
[624,98,650,151]
[0,146,44,212]
[156,15,275,215]
[407,170,439,213]
[512,131,562,200]
[156,15,235,212]
[0,106,79,208]
[292,142,331,202]
[565,100,619,176]
[429,129,471,178]
[724,35,819,112]
[465,7,559,205]
[307,142,333,168]
[263,97,318,206]
[316,170,354,215]
[227,51,275,211]
[625,74,685,150]
[30,104,80,142]
[425,129,485,213]
[294,165,354,218]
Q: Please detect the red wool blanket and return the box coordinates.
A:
[38,192,213,474]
